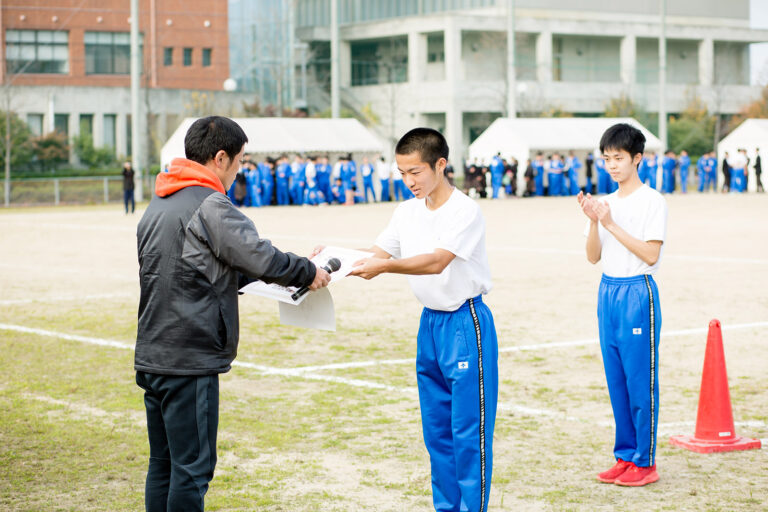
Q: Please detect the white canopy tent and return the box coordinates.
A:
[717,119,766,192]
[161,117,385,167]
[468,117,663,193]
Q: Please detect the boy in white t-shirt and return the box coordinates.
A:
[351,128,498,512]
[577,123,667,487]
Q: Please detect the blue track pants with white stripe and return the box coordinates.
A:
[598,274,661,468]
[417,296,498,512]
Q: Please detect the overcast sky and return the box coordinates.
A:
[751,0,768,84]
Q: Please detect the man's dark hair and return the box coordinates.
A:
[395,127,449,169]
[599,123,645,157]
[184,116,248,165]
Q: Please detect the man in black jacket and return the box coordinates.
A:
[135,116,330,511]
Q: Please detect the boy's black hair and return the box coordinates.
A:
[599,123,645,157]
[395,127,449,169]
[185,116,248,165]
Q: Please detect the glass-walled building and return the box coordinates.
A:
[289,0,767,164]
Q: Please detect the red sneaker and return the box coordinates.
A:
[597,459,633,483]
[614,464,659,487]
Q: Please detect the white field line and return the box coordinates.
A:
[2,321,767,432]
[287,320,768,372]
[22,393,145,428]
[0,293,133,306]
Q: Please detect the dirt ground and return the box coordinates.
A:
[1,191,766,511]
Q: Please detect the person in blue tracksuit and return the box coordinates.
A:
[316,155,332,203]
[696,153,707,192]
[275,157,291,205]
[596,155,609,194]
[290,155,306,205]
[303,156,326,206]
[377,156,391,202]
[533,152,545,196]
[707,152,718,192]
[245,160,261,207]
[548,153,565,196]
[567,151,582,196]
[661,151,676,194]
[640,152,657,191]
[360,156,376,202]
[330,177,345,204]
[637,153,649,185]
[351,127,497,512]
[490,153,505,199]
[678,150,690,194]
[577,123,667,487]
[259,158,275,206]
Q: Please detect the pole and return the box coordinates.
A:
[4,97,10,207]
[288,0,296,112]
[658,0,667,150]
[330,0,340,118]
[130,0,143,202]
[506,0,516,118]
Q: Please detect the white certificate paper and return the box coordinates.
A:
[239,245,372,330]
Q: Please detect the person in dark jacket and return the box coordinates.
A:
[135,116,330,512]
[122,161,135,214]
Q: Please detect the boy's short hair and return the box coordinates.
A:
[185,116,248,165]
[396,128,449,169]
[599,123,645,158]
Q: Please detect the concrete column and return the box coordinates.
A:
[408,31,426,85]
[116,113,127,160]
[620,34,636,85]
[340,40,351,88]
[68,113,79,165]
[536,30,552,83]
[699,37,713,86]
[93,112,104,148]
[444,19,464,167]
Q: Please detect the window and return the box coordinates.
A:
[6,30,69,74]
[163,47,173,66]
[202,48,211,67]
[27,114,44,136]
[79,114,93,137]
[85,32,141,74]
[103,114,116,149]
[183,48,192,66]
[54,114,69,136]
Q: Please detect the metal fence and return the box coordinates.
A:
[5,175,154,207]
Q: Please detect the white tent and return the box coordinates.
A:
[717,119,766,192]
[161,117,385,167]
[468,117,663,193]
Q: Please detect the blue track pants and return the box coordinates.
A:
[598,274,661,468]
[417,296,498,512]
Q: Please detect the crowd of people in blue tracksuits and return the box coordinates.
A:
[507,147,759,197]
[210,146,760,208]
[223,153,416,208]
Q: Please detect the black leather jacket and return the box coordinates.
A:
[135,161,315,376]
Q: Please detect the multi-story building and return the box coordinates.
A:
[295,0,768,164]
[2,0,248,164]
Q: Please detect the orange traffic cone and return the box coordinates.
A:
[670,319,761,453]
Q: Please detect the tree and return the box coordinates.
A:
[0,110,35,172]
[727,84,768,133]
[33,131,69,171]
[668,95,715,157]
[72,132,115,169]
[604,94,639,117]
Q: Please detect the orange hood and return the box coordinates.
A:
[155,158,226,197]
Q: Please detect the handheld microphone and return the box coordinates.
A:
[290,257,341,302]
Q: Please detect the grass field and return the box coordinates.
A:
[1,192,766,511]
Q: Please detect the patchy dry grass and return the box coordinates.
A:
[1,194,767,510]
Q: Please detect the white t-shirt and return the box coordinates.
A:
[375,188,493,311]
[391,161,403,181]
[305,161,317,187]
[584,184,667,277]
[377,161,390,180]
